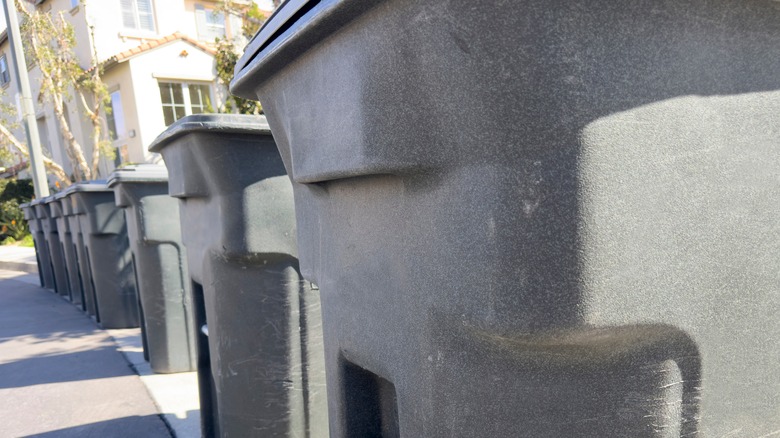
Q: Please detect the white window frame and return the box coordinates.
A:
[159,81,213,126]
[121,0,156,33]
[106,89,126,141]
[195,4,226,41]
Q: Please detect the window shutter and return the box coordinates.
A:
[137,0,155,31]
[120,0,136,29]
[195,4,207,40]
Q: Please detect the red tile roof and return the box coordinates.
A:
[92,32,216,72]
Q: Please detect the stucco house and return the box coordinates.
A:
[0,0,261,181]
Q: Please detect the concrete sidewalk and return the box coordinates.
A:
[0,268,203,437]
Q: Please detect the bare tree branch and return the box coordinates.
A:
[0,122,70,186]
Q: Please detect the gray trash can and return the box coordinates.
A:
[231,2,780,436]
[32,197,69,297]
[50,193,82,305]
[61,185,99,318]
[20,202,51,288]
[70,181,139,329]
[108,164,197,373]
[149,114,327,437]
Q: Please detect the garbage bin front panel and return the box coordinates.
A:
[233,0,780,436]
[73,190,139,328]
[159,130,297,275]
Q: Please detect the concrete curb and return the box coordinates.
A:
[0,260,37,274]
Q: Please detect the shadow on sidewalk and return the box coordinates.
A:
[0,346,137,389]
[19,411,188,438]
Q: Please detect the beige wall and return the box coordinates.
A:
[125,39,219,162]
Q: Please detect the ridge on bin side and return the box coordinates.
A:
[149,114,328,438]
[108,165,197,374]
[232,1,780,437]
[20,202,50,288]
[69,180,139,329]
[32,196,69,297]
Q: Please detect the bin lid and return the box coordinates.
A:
[231,0,322,96]
[53,189,71,200]
[43,195,62,205]
[67,180,110,193]
[19,202,31,209]
[107,164,169,187]
[148,114,272,153]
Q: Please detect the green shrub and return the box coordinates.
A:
[0,179,34,243]
[0,179,34,204]
[18,234,34,247]
[0,199,28,241]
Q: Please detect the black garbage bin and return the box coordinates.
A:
[70,181,139,329]
[108,164,197,373]
[32,197,68,297]
[20,202,51,288]
[149,114,327,437]
[62,185,98,318]
[50,193,82,305]
[231,1,780,436]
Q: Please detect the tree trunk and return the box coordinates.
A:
[0,122,71,186]
[52,94,91,180]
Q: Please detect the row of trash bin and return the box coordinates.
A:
[20,0,780,436]
[21,114,325,437]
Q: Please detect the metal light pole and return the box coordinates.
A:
[2,0,49,198]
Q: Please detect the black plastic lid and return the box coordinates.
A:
[67,180,110,193]
[148,114,272,153]
[107,164,169,187]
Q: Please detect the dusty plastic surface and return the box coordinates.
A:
[20,202,51,288]
[232,1,780,436]
[69,181,139,329]
[32,197,69,297]
[50,193,82,305]
[108,164,197,374]
[150,114,327,437]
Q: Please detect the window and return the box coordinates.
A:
[121,0,155,32]
[195,4,225,41]
[159,82,212,126]
[0,55,10,86]
[106,90,126,141]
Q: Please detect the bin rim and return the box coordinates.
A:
[53,190,71,200]
[231,0,344,97]
[148,114,271,153]
[20,201,31,209]
[233,0,312,74]
[43,195,62,205]
[31,196,52,206]
[107,164,169,187]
